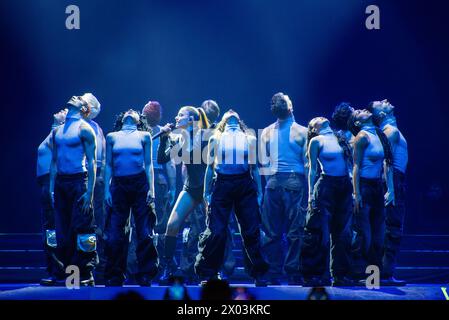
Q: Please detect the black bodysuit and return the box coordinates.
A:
[157,131,208,202]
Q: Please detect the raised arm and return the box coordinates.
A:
[352,132,369,212]
[104,134,114,207]
[79,123,97,214]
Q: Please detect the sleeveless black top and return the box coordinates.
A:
[157,130,208,189]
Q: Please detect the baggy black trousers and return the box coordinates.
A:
[195,171,268,278]
[261,173,308,278]
[104,171,158,282]
[127,170,170,276]
[54,172,98,278]
[38,174,64,278]
[180,202,236,278]
[300,175,353,278]
[351,177,385,277]
[382,168,406,277]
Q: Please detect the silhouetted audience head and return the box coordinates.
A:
[113,290,145,300]
[233,287,255,300]
[200,279,232,300]
[307,287,330,300]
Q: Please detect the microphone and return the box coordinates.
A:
[152,123,176,140]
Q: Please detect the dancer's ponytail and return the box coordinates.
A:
[196,107,210,129]
[333,130,353,167]
[375,127,393,166]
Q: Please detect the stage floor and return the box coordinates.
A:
[0,283,447,300]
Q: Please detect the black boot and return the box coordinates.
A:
[40,273,65,286]
[158,235,178,286]
[80,272,95,287]
[40,276,61,286]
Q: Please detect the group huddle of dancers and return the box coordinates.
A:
[36,92,408,287]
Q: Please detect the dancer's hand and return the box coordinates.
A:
[49,191,55,208]
[78,191,93,215]
[104,190,112,207]
[308,193,315,210]
[354,193,363,212]
[160,123,174,136]
[204,193,211,210]
[146,190,155,205]
[384,190,395,206]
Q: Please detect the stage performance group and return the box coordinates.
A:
[36,92,408,288]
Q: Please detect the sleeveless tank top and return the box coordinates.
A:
[360,129,384,179]
[215,125,249,175]
[318,134,348,176]
[268,116,304,173]
[111,126,145,177]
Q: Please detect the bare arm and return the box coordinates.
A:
[143,132,155,201]
[79,124,97,213]
[49,128,58,203]
[384,161,395,206]
[99,127,106,174]
[292,124,309,179]
[352,132,369,212]
[383,127,398,205]
[251,165,263,199]
[259,127,270,177]
[104,134,113,206]
[203,136,217,207]
[299,127,309,180]
[307,137,320,204]
[249,136,263,206]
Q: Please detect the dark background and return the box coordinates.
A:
[0,0,448,233]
